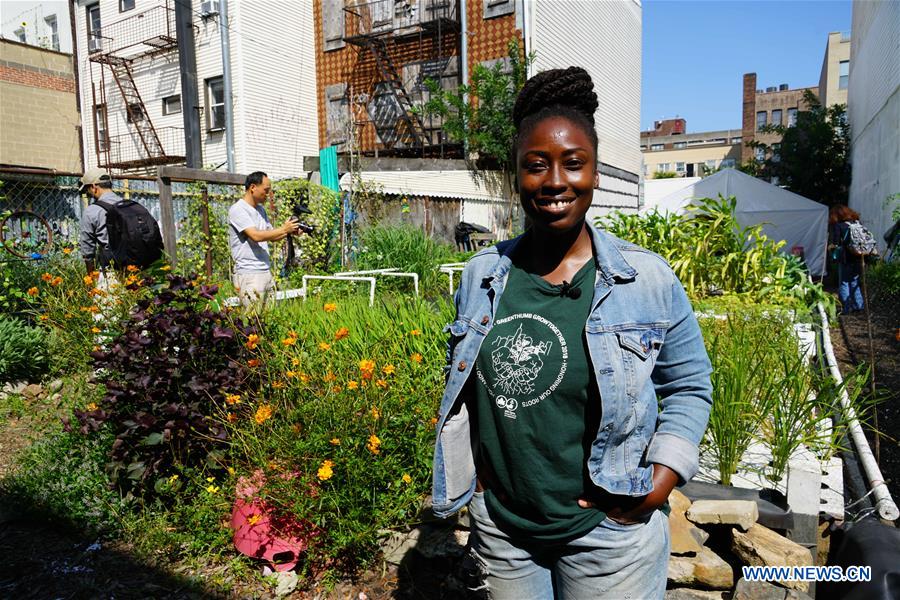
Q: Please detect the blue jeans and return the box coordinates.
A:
[467,491,670,599]
[838,261,864,313]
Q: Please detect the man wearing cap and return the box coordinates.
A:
[228,171,301,309]
[78,167,123,275]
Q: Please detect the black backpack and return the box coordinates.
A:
[95,199,163,270]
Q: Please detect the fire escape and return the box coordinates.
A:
[88,3,184,170]
[343,0,459,154]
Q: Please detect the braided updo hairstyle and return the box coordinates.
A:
[512,66,599,157]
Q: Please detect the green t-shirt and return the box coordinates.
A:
[473,256,605,541]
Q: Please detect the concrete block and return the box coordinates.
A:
[687,499,759,531]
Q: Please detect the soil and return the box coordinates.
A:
[827,283,900,514]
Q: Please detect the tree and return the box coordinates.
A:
[749,89,850,206]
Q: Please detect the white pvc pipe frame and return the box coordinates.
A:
[337,268,419,297]
[301,275,377,306]
[438,262,466,295]
[818,301,900,521]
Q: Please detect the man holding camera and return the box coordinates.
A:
[228,171,302,308]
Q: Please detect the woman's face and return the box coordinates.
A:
[517,115,599,236]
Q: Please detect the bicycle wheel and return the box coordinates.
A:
[0,210,54,259]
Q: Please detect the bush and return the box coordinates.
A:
[0,315,48,383]
[354,224,458,297]
[72,274,260,498]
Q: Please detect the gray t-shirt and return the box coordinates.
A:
[229,199,273,272]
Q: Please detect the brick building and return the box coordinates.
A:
[740,74,816,165]
[0,38,81,172]
[640,119,741,179]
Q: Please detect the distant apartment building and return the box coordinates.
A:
[740,75,815,165]
[847,0,899,247]
[641,119,741,179]
[819,31,851,109]
[1,1,72,53]
[72,0,318,176]
[0,39,80,171]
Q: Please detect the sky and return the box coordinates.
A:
[642,0,852,134]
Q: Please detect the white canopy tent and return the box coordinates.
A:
[644,169,829,276]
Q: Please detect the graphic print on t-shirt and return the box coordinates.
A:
[476,312,567,419]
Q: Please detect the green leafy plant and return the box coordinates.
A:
[0,315,48,383]
[653,171,679,179]
[271,178,342,275]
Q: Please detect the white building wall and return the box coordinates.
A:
[2,1,73,53]
[73,0,318,176]
[848,0,900,247]
[528,0,642,214]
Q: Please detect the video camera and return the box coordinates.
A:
[290,203,316,234]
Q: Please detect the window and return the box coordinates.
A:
[656,163,670,172]
[787,107,798,127]
[120,0,135,11]
[772,143,781,163]
[126,102,144,124]
[87,4,101,50]
[756,111,767,131]
[206,77,225,131]
[674,142,686,149]
[321,0,345,51]
[675,162,686,173]
[650,144,664,151]
[44,16,59,50]
[755,147,765,162]
[771,109,782,126]
[14,28,26,43]
[162,95,182,115]
[705,160,717,169]
[731,136,743,144]
[721,158,736,168]
[94,104,109,151]
[484,0,515,19]
[839,60,849,89]
[639,144,647,150]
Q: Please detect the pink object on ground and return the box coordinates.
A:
[231,498,308,572]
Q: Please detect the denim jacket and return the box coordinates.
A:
[431,223,713,518]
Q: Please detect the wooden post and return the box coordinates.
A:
[156,173,177,266]
[201,186,213,278]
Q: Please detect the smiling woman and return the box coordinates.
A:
[432,67,713,599]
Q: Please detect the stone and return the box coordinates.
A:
[686,499,759,531]
[417,526,468,559]
[731,524,812,592]
[21,383,44,400]
[666,589,727,600]
[381,528,420,565]
[670,488,693,513]
[733,578,787,600]
[48,378,64,393]
[668,546,734,590]
[2,381,26,394]
[669,488,709,555]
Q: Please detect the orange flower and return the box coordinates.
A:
[124,274,140,286]
[51,276,63,286]
[83,275,93,286]
[409,329,421,336]
[317,459,334,481]
[41,272,52,282]
[27,286,38,297]
[347,381,359,390]
[91,326,101,333]
[323,371,336,382]
[39,315,49,321]
[86,402,98,411]
[323,302,337,312]
[281,331,298,346]
[318,342,331,351]
[375,379,388,389]
[382,364,396,376]
[286,370,297,378]
[254,404,274,424]
[126,264,139,273]
[247,358,260,368]
[402,473,412,484]
[62,247,72,255]
[246,514,261,525]
[332,385,342,393]
[371,406,381,419]
[90,270,100,280]
[225,394,242,405]
[359,359,375,372]
[410,353,423,363]
[330,438,341,445]
[430,417,438,426]
[227,413,238,423]
[245,334,260,350]
[88,305,99,313]
[366,434,382,455]
[334,326,349,341]
[272,381,285,389]
[299,373,310,383]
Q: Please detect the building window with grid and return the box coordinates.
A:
[206,77,226,131]
[756,111,767,131]
[650,143,664,151]
[657,163,670,172]
[94,104,109,151]
[45,16,59,50]
[771,109,782,126]
[120,0,135,12]
[755,146,765,162]
[87,4,101,51]
[772,143,781,163]
[674,142,686,149]
[162,95,181,115]
[839,60,849,89]
[787,107,798,127]
[14,27,26,43]
[675,162,685,174]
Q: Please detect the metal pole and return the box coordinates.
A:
[219,0,236,172]
[175,0,202,168]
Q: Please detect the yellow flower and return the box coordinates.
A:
[332,385,343,393]
[318,342,331,351]
[375,379,388,389]
[402,473,412,484]
[323,302,337,312]
[281,335,297,346]
[409,329,422,336]
[245,334,260,350]
[410,353,423,363]
[83,275,93,286]
[334,326,349,340]
[91,326,101,333]
[62,247,72,255]
[124,274,140,286]
[246,514,261,526]
[286,370,297,378]
[206,485,220,494]
[39,315,49,321]
[272,380,285,389]
[347,380,359,390]
[317,459,334,481]
[291,357,300,367]
[225,394,241,405]
[227,467,235,476]
[27,286,38,297]
[299,373,310,383]
[254,404,274,424]
[86,402,98,411]
[323,372,336,382]
[126,264,139,273]
[90,270,100,280]
[41,272,52,282]
[359,359,375,373]
[160,264,172,271]
[88,305,99,313]
[371,406,381,419]
[330,438,341,445]
[168,474,179,483]
[366,434,382,455]
[382,364,396,376]
[206,476,215,483]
